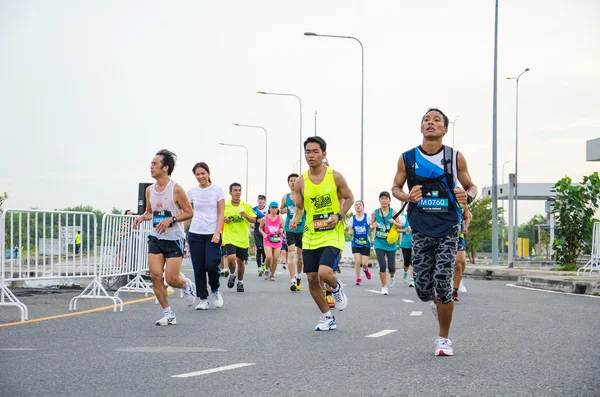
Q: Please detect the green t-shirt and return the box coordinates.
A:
[223,200,256,248]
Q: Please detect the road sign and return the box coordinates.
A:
[59,226,79,243]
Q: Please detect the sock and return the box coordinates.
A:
[295,274,300,280]
[324,310,332,318]
[291,278,296,284]
[232,272,237,277]
[238,279,243,284]
[163,306,173,315]
[183,280,191,292]
[331,282,340,293]
[404,271,408,276]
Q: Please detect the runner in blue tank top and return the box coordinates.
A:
[347,200,372,285]
[280,173,306,292]
[391,108,477,357]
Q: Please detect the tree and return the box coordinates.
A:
[465,197,492,264]
[0,191,7,210]
[519,214,547,248]
[111,207,122,215]
[552,172,600,270]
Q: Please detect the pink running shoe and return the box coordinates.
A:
[363,268,372,280]
[356,278,362,286]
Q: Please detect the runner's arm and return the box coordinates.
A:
[391,155,421,203]
[292,177,304,224]
[333,170,354,219]
[456,152,477,204]
[259,218,267,238]
[173,185,193,223]
[216,199,225,236]
[280,195,287,214]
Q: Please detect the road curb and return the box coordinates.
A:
[516,276,600,295]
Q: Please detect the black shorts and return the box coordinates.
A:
[286,232,303,249]
[148,236,184,259]
[351,246,371,256]
[302,247,340,273]
[224,244,249,261]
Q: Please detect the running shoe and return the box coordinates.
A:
[183,279,195,306]
[430,301,438,320]
[381,286,388,295]
[326,293,335,309]
[295,277,302,291]
[435,337,454,356]
[290,279,298,292]
[403,271,408,281]
[258,265,266,277]
[408,279,415,288]
[459,280,467,293]
[211,291,223,308]
[356,277,362,286]
[221,268,230,278]
[363,268,372,280]
[331,281,347,311]
[269,275,276,281]
[195,299,209,310]
[388,276,395,288]
[315,314,336,331]
[236,281,244,292]
[156,313,176,326]
[227,273,237,289]
[264,269,271,280]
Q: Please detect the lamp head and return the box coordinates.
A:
[232,123,239,126]
[304,32,317,36]
[257,91,267,95]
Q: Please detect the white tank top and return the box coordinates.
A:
[149,179,185,241]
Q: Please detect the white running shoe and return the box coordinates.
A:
[156,313,176,326]
[183,279,195,306]
[211,291,223,308]
[315,314,336,331]
[195,299,209,310]
[430,301,438,320]
[435,337,454,356]
[381,287,389,295]
[459,280,467,293]
[388,276,395,288]
[331,281,347,311]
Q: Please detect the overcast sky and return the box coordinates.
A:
[1,0,598,225]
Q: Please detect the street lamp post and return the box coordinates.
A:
[491,0,499,265]
[257,91,303,174]
[232,123,268,198]
[507,68,530,257]
[450,116,459,148]
[304,31,365,200]
[501,160,510,253]
[219,143,249,202]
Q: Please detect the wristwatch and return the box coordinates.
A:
[466,194,473,204]
[336,213,343,223]
[172,217,178,224]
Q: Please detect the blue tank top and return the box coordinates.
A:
[351,214,371,249]
[284,193,305,233]
[403,146,461,238]
[374,208,397,251]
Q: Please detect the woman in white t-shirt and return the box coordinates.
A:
[187,162,225,310]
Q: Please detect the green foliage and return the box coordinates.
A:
[0,191,7,210]
[111,207,122,215]
[519,214,547,244]
[552,172,600,268]
[465,198,492,264]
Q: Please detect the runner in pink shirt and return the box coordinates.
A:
[259,201,284,281]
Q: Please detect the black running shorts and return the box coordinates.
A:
[302,246,340,273]
[224,244,249,261]
[148,236,184,259]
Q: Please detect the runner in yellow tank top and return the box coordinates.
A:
[290,136,354,331]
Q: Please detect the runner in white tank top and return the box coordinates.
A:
[133,149,194,326]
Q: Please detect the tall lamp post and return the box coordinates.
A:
[219,143,249,202]
[257,91,303,174]
[304,31,365,199]
[232,123,268,198]
[491,0,500,265]
[507,68,530,257]
[501,160,510,252]
[450,116,459,148]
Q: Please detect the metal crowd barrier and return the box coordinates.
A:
[577,222,600,276]
[1,209,98,321]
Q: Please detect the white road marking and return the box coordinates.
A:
[365,329,397,338]
[506,283,600,298]
[367,290,382,294]
[172,363,256,378]
[410,311,422,316]
[0,348,37,351]
[402,299,414,303]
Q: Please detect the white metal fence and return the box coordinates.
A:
[577,222,600,275]
[1,209,98,321]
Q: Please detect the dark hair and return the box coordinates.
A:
[124,209,132,215]
[379,191,391,199]
[258,194,266,200]
[303,136,327,152]
[229,182,241,192]
[156,149,177,176]
[355,200,364,206]
[422,108,449,127]
[192,162,212,183]
[287,173,299,182]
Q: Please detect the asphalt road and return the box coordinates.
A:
[1,260,599,396]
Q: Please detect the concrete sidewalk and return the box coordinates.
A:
[462,265,600,296]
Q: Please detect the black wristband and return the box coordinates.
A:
[336,213,343,223]
[466,194,473,204]
[172,217,178,224]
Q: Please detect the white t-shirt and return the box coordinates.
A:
[347,213,371,227]
[187,184,226,235]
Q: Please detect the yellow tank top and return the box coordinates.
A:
[302,167,345,250]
